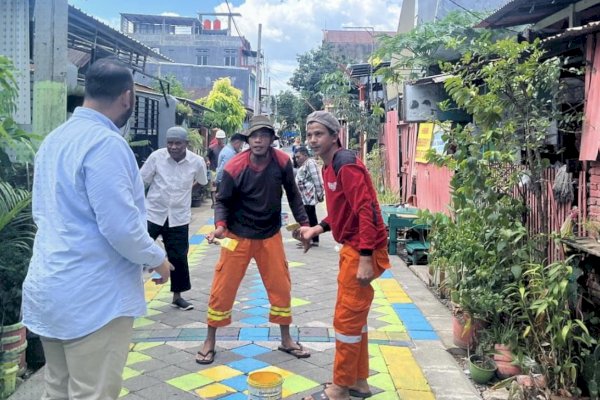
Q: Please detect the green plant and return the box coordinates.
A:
[196,78,246,135]
[507,260,596,396]
[187,129,204,155]
[364,145,400,205]
[582,344,600,399]
[0,57,36,327]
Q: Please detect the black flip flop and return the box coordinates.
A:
[195,349,216,364]
[278,341,311,359]
[322,383,372,398]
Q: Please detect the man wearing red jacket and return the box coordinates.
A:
[297,111,391,400]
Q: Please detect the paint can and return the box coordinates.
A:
[247,371,283,400]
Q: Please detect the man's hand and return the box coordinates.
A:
[151,258,174,285]
[357,256,374,286]
[207,226,226,243]
[293,226,318,253]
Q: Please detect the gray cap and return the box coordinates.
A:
[244,115,279,139]
[166,126,188,140]
[306,110,341,134]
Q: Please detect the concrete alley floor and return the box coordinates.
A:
[11,202,480,400]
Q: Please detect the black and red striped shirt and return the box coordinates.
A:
[215,148,309,239]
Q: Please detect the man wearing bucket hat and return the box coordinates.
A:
[196,115,311,364]
[296,110,391,400]
[141,126,208,311]
[207,129,226,207]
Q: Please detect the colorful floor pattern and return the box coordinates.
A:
[122,223,438,399]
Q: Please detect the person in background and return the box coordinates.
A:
[196,115,311,365]
[22,57,172,400]
[297,110,391,400]
[207,129,226,207]
[140,126,208,311]
[215,133,246,187]
[292,136,302,168]
[294,145,324,247]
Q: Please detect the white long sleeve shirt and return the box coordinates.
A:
[140,148,207,227]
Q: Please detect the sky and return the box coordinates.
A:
[69,0,401,93]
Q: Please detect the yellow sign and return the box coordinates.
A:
[415,123,434,163]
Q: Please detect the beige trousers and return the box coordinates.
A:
[40,316,134,400]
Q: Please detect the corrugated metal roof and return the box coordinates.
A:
[69,6,172,62]
[542,20,600,43]
[476,0,579,28]
[121,13,199,25]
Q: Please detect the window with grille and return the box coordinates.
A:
[224,49,237,66]
[196,49,208,65]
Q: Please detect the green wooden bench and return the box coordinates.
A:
[405,241,430,265]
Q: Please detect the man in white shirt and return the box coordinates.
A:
[140,126,208,310]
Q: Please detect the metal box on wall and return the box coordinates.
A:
[403,78,470,123]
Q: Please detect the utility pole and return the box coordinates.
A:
[254,23,262,116]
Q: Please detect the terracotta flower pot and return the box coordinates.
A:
[495,360,522,379]
[452,312,484,350]
[493,344,512,362]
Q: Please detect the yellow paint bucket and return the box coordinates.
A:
[247,371,283,400]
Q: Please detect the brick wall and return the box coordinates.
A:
[589,161,600,222]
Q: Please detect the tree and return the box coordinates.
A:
[275,90,301,133]
[197,78,246,135]
[152,74,190,98]
[288,45,339,132]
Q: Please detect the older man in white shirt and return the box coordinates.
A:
[141,126,208,310]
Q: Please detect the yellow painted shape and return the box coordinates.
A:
[133,317,154,328]
[385,331,410,340]
[367,331,389,341]
[378,325,407,333]
[377,315,403,325]
[199,365,243,381]
[145,308,162,317]
[133,342,163,351]
[369,357,389,374]
[378,280,403,291]
[282,388,293,398]
[396,389,435,399]
[254,366,294,379]
[370,391,401,400]
[198,225,214,234]
[125,351,152,366]
[119,387,129,398]
[381,346,430,392]
[368,344,382,358]
[195,382,236,398]
[372,298,389,305]
[291,298,310,307]
[288,261,305,268]
[372,306,395,315]
[122,366,141,380]
[387,294,412,303]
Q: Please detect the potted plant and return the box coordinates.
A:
[486,322,522,379]
[468,348,497,385]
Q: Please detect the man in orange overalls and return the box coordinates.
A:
[196,115,311,365]
[297,111,391,400]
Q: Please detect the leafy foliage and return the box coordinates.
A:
[275,90,303,134]
[197,78,246,135]
[153,73,191,98]
[0,57,36,327]
[375,11,489,81]
[288,45,339,133]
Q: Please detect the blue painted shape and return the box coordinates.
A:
[228,358,270,374]
[409,330,439,340]
[206,217,215,224]
[231,344,271,358]
[250,284,266,290]
[246,299,269,307]
[243,307,269,316]
[189,235,205,244]
[220,392,247,400]
[239,327,270,341]
[249,290,268,298]
[380,270,394,279]
[221,374,250,391]
[240,316,269,326]
[402,319,434,331]
[392,303,418,310]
